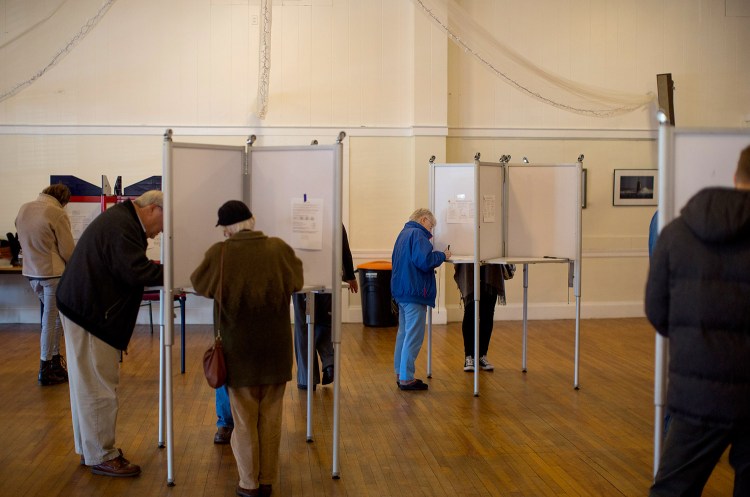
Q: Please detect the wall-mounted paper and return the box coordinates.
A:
[291,198,323,250]
[66,203,101,242]
[482,194,496,222]
[447,198,474,223]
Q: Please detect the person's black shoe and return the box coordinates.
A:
[51,354,69,381]
[236,486,260,497]
[297,384,316,391]
[398,379,428,391]
[38,359,67,386]
[322,365,334,385]
[214,426,233,444]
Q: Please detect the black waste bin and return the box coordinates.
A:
[357,261,398,327]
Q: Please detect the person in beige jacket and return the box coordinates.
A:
[15,184,75,385]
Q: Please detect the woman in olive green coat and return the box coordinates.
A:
[191,200,303,497]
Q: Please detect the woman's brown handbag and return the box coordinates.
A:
[203,331,226,388]
[202,244,227,388]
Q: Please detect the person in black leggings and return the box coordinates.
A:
[454,263,514,372]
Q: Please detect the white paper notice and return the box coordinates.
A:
[291,198,323,250]
[66,203,101,242]
[482,195,496,222]
[446,199,474,224]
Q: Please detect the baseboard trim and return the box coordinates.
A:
[0,301,645,325]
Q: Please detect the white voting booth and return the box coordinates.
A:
[430,156,583,396]
[160,130,345,485]
[653,121,750,475]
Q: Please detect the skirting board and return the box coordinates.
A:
[0,300,645,325]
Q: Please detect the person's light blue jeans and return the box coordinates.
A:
[216,385,233,428]
[29,278,63,360]
[393,302,427,382]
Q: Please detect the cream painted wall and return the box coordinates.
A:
[1,0,749,323]
[448,0,750,129]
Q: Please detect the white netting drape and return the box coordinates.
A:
[413,0,654,117]
[1,0,653,119]
[255,0,272,120]
[0,0,117,103]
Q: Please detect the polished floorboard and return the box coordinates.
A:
[0,318,733,497]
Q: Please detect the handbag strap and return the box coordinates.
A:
[216,243,225,342]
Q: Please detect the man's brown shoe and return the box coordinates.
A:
[214,426,233,444]
[90,450,141,477]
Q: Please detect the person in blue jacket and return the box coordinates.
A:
[391,208,451,391]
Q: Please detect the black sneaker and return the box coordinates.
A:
[478,355,494,371]
[463,356,475,372]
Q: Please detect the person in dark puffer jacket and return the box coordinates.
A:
[646,144,750,497]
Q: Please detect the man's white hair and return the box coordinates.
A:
[224,216,256,235]
[133,190,163,208]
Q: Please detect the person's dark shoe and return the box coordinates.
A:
[322,365,334,385]
[90,450,141,477]
[38,359,67,386]
[259,483,272,497]
[297,384,316,391]
[214,426,233,444]
[51,354,69,381]
[398,379,428,391]
[236,485,260,497]
[80,454,86,466]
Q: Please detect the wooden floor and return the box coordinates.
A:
[0,318,734,497]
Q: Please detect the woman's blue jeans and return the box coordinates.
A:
[393,302,427,382]
[215,385,233,428]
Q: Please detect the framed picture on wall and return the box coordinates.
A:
[613,169,658,206]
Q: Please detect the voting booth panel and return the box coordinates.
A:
[430,162,504,261]
[431,163,474,257]
[505,164,581,260]
[670,130,750,218]
[247,145,340,291]
[170,143,245,290]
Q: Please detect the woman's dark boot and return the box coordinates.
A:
[51,354,69,381]
[38,360,67,386]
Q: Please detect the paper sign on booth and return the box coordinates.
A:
[291,197,323,250]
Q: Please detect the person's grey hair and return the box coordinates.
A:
[223,216,256,235]
[133,190,163,208]
[409,208,436,225]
